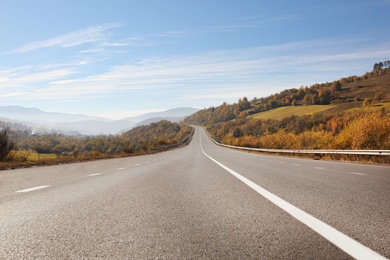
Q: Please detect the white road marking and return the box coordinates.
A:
[279,161,285,164]
[146,161,151,164]
[349,172,367,176]
[293,164,300,166]
[134,164,141,166]
[116,167,126,170]
[87,173,103,177]
[200,136,386,260]
[16,185,50,193]
[315,167,325,170]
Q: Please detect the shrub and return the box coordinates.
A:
[0,128,15,161]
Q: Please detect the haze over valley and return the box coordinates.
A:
[0,106,199,135]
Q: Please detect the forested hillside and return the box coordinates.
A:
[1,120,192,169]
[185,66,390,156]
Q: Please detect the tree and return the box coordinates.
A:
[0,128,15,161]
[363,98,372,107]
[331,81,342,92]
[374,92,384,102]
[291,99,297,106]
[303,94,312,105]
[311,94,320,105]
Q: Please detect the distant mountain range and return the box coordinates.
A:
[0,106,199,135]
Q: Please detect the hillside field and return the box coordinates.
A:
[249,101,390,121]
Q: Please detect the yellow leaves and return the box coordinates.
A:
[335,110,390,149]
[222,110,389,150]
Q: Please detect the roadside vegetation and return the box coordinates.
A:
[0,121,193,170]
[185,63,390,164]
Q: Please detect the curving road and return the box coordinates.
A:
[0,126,389,259]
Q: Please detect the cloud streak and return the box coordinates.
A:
[9,23,120,53]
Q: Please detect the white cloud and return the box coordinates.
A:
[3,38,390,104]
[10,23,120,53]
[0,92,24,98]
[0,77,9,83]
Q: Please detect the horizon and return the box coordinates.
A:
[0,105,200,121]
[1,1,389,119]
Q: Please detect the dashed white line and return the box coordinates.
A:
[315,167,325,170]
[15,185,50,193]
[87,173,103,177]
[134,164,141,166]
[293,164,300,166]
[116,167,126,170]
[200,135,386,260]
[279,161,285,164]
[349,172,367,176]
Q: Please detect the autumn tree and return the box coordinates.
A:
[363,98,372,107]
[335,110,390,149]
[291,99,297,106]
[330,81,342,93]
[374,92,384,102]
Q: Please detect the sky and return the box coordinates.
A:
[1,0,390,119]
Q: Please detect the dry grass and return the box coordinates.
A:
[249,105,336,120]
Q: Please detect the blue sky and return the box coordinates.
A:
[1,0,390,119]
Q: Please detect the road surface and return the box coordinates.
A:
[0,126,389,259]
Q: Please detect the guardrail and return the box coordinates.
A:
[210,137,390,156]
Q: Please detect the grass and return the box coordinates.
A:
[9,150,58,162]
[248,101,390,121]
[249,105,336,120]
[345,101,390,113]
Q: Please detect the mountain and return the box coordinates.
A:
[0,106,199,135]
[54,120,135,136]
[134,117,183,128]
[124,107,200,123]
[0,106,110,124]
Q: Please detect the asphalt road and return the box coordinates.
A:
[0,126,389,259]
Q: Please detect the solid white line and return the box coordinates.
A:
[15,185,50,193]
[200,135,386,260]
[87,173,103,177]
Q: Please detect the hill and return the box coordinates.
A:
[124,107,200,123]
[186,68,390,125]
[185,66,390,157]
